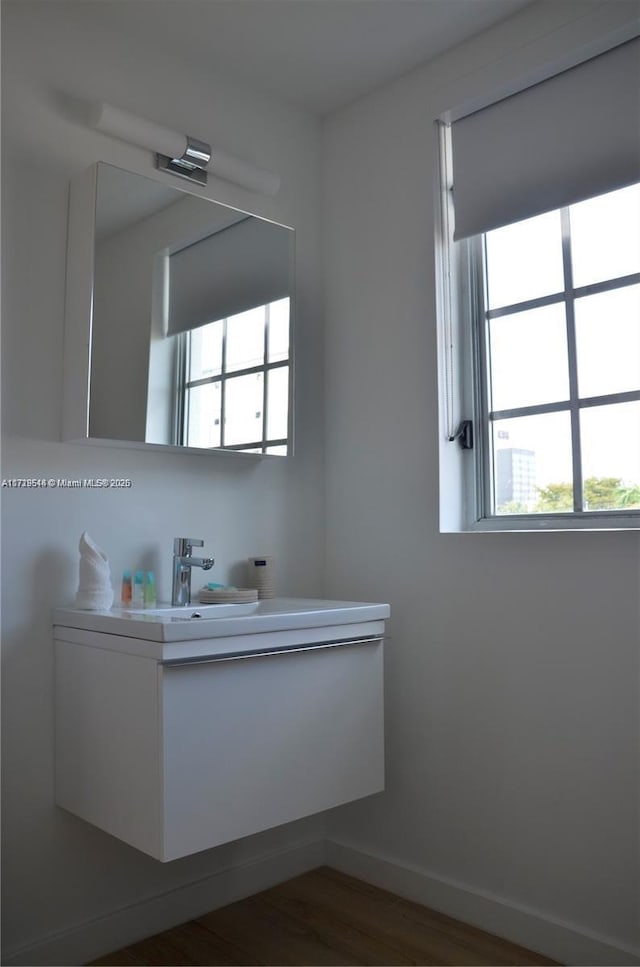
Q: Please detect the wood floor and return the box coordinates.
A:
[89,867,557,966]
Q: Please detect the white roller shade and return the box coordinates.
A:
[451,37,640,240]
[168,216,291,335]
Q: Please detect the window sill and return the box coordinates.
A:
[468,512,640,533]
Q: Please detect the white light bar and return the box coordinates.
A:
[89,101,281,196]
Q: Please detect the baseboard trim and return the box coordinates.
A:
[3,837,325,967]
[6,836,638,966]
[325,839,640,967]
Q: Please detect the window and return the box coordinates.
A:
[180,298,290,454]
[436,37,640,531]
[476,184,640,521]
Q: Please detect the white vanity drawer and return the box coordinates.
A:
[55,635,384,861]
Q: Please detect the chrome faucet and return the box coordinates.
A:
[172,537,215,606]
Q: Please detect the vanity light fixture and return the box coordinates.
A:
[89,101,280,195]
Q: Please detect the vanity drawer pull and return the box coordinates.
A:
[161,635,383,668]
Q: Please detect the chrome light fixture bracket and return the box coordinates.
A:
[156,136,212,186]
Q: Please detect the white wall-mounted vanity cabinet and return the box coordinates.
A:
[54,598,389,861]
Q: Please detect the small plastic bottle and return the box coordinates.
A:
[121,569,132,605]
[133,570,145,608]
[144,571,157,608]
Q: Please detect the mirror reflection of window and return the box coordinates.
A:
[183,298,290,453]
[227,307,265,373]
[268,298,290,363]
[224,372,264,447]
[267,365,289,441]
[184,383,221,449]
[189,322,223,381]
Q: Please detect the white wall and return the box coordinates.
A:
[323,0,640,959]
[3,0,640,963]
[1,1,325,960]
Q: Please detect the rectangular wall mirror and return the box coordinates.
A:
[63,162,295,456]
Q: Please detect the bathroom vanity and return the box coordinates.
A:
[54,598,389,861]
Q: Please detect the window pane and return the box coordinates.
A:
[580,402,640,511]
[224,372,263,446]
[492,411,573,515]
[266,445,287,456]
[226,307,265,373]
[485,210,564,310]
[184,383,221,448]
[570,183,640,289]
[488,304,569,411]
[575,285,640,399]
[188,320,222,381]
[267,366,289,441]
[268,298,290,363]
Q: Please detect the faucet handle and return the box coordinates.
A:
[173,537,204,556]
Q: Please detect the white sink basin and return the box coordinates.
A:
[53,597,391,647]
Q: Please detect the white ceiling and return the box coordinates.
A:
[69,0,535,116]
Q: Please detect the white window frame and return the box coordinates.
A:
[436,122,640,533]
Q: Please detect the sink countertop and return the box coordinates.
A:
[53,597,391,646]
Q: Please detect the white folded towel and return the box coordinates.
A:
[75,531,114,610]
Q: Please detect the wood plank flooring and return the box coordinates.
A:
[89,867,558,966]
